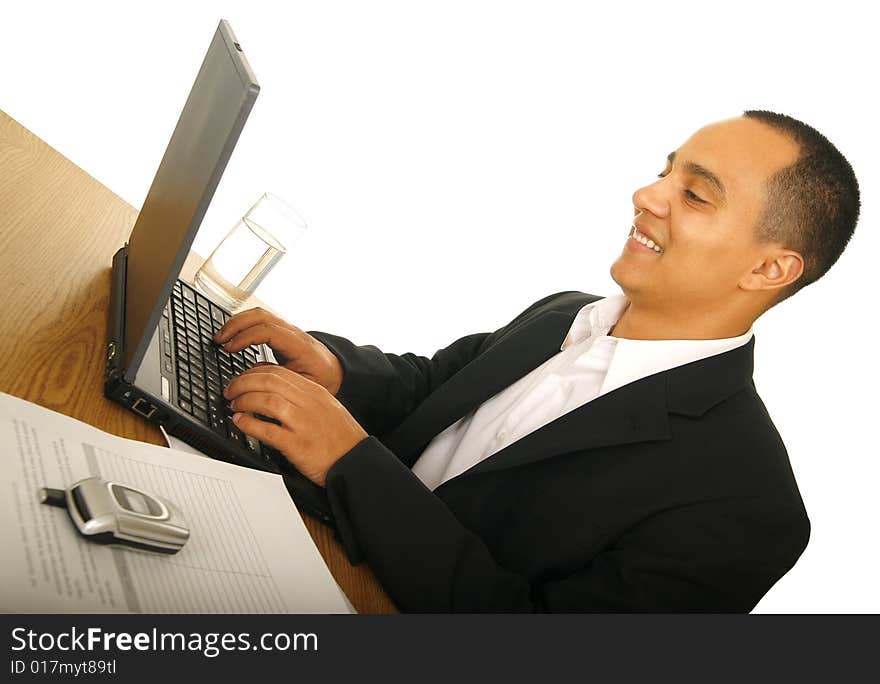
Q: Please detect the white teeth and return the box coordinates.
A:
[630,227,663,253]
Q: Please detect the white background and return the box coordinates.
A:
[2,0,876,612]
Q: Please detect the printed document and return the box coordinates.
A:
[0,392,353,613]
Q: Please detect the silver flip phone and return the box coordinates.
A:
[40,477,190,554]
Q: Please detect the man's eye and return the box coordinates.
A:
[657,172,706,204]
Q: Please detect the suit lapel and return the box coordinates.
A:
[458,372,671,479]
[385,310,575,466]
[455,336,755,482]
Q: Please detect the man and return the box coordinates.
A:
[214,110,860,612]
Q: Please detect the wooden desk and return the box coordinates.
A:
[0,110,396,614]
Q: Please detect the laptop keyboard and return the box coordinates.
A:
[167,281,263,457]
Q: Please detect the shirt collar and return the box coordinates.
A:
[560,294,629,350]
[559,294,755,397]
[560,293,755,351]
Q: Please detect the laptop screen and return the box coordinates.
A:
[122,20,259,378]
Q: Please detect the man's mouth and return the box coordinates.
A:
[628,225,664,253]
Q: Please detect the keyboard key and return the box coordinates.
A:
[181,287,195,304]
[210,420,225,437]
[227,425,242,443]
[245,434,261,455]
[193,407,208,424]
[178,399,192,413]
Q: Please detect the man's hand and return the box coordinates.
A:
[214,307,344,395]
[224,365,367,486]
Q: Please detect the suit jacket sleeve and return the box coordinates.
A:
[325,437,809,612]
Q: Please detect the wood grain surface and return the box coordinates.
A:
[0,109,396,614]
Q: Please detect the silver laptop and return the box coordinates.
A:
[104,20,332,526]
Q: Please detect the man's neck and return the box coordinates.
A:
[608,300,754,341]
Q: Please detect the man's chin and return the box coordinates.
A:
[609,257,651,297]
[609,256,633,288]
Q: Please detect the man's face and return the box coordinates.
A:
[610,116,800,313]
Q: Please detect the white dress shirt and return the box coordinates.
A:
[411,294,754,490]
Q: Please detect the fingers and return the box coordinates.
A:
[224,366,307,403]
[226,364,364,488]
[214,306,302,344]
[231,412,287,450]
[221,322,295,354]
[213,307,274,342]
[229,391,293,425]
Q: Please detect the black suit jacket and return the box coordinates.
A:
[310,291,810,612]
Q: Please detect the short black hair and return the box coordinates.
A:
[742,110,860,304]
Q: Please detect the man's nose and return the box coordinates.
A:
[632,179,670,220]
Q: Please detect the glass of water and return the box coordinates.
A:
[194,193,307,310]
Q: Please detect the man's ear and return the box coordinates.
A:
[740,248,804,294]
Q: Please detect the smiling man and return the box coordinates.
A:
[215,110,860,612]
[612,113,813,341]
